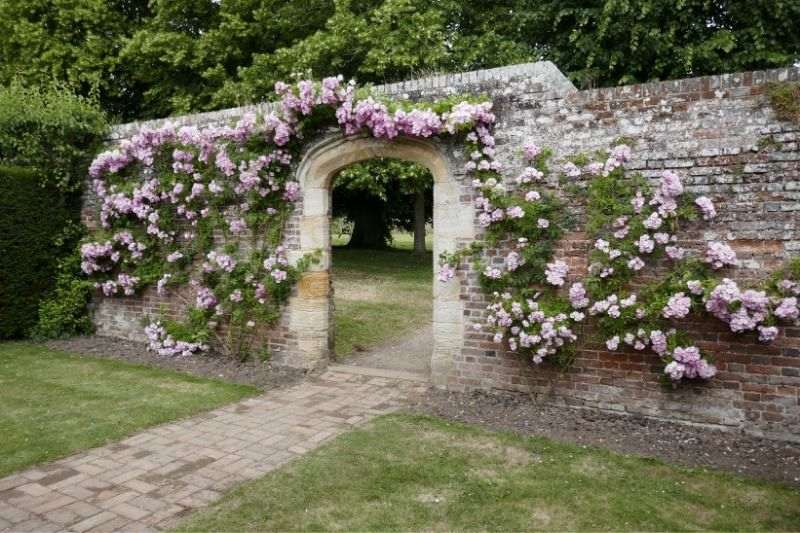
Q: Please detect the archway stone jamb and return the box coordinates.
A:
[288,133,474,384]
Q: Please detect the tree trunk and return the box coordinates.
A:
[347,201,389,249]
[413,189,426,254]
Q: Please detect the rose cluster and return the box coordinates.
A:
[144,321,208,357]
[482,292,577,364]
[441,141,779,383]
[701,277,799,341]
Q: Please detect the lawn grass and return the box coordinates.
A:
[332,236,432,358]
[177,414,800,532]
[0,342,257,477]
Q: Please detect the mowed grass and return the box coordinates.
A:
[332,232,432,358]
[0,342,257,477]
[177,414,800,531]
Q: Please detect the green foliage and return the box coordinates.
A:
[0,0,150,120]
[0,166,75,339]
[766,256,800,294]
[0,84,105,339]
[0,0,535,119]
[0,82,107,192]
[225,0,534,111]
[767,82,800,124]
[525,0,800,88]
[335,158,432,198]
[333,157,433,247]
[471,146,568,295]
[3,0,797,120]
[31,252,95,340]
[593,258,715,342]
[118,0,335,118]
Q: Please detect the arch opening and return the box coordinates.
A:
[290,135,475,385]
[330,156,433,375]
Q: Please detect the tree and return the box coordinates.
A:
[517,0,800,88]
[0,0,151,121]
[333,158,432,251]
[224,0,535,106]
[0,83,107,338]
[119,0,334,118]
[5,1,797,120]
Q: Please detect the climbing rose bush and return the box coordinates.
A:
[439,140,800,384]
[82,76,498,359]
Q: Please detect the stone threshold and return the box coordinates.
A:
[327,364,430,383]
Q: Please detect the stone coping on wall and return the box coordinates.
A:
[572,66,800,103]
[108,62,800,142]
[108,61,577,140]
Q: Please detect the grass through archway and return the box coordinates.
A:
[331,231,433,367]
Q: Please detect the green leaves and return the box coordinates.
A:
[526,0,800,89]
[0,82,107,192]
[4,0,796,120]
[0,85,106,339]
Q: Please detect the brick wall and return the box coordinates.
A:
[85,62,800,440]
[451,65,800,441]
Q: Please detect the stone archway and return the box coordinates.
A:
[287,134,474,385]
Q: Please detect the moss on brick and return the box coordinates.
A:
[767,82,800,124]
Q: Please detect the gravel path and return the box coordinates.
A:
[343,324,432,376]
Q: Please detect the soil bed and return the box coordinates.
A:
[411,388,800,487]
[45,335,305,391]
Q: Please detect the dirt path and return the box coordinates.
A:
[342,324,433,376]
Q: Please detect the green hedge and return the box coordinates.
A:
[0,83,107,339]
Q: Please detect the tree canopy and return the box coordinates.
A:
[3,0,795,121]
[333,158,433,249]
[524,0,800,88]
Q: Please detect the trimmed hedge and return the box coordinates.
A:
[0,166,74,337]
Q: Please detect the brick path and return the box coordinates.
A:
[0,365,427,532]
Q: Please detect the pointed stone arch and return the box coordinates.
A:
[287,134,474,384]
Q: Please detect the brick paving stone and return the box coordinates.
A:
[64,501,102,519]
[0,367,424,531]
[43,506,80,526]
[0,503,31,524]
[69,510,118,533]
[0,476,27,493]
[109,502,149,521]
[30,495,75,515]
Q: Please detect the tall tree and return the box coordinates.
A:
[0,0,150,120]
[225,0,535,106]
[2,1,797,117]
[333,159,432,250]
[119,0,334,117]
